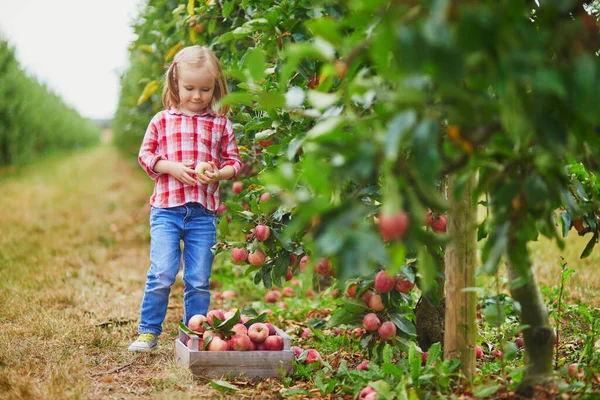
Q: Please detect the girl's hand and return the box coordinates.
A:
[199,161,221,184]
[170,161,197,186]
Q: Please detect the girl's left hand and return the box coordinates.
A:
[198,161,221,184]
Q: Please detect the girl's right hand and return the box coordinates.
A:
[170,161,197,186]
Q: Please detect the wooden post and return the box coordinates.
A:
[444,174,477,380]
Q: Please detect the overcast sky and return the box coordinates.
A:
[0,0,145,120]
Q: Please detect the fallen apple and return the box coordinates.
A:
[265,289,282,303]
[356,360,370,370]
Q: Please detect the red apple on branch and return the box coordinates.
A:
[374,270,395,293]
[248,249,266,266]
[378,321,396,340]
[254,225,271,241]
[231,248,248,263]
[379,210,409,241]
[363,313,381,331]
[232,181,243,194]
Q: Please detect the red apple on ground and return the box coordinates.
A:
[300,327,312,338]
[379,210,409,241]
[568,363,583,378]
[378,321,397,341]
[248,249,266,266]
[231,323,248,336]
[232,181,243,194]
[290,279,303,287]
[492,349,503,360]
[315,258,333,276]
[299,255,310,272]
[265,323,276,335]
[207,309,225,326]
[291,346,303,357]
[305,349,321,364]
[282,287,294,297]
[363,313,381,331]
[359,386,376,399]
[222,289,236,298]
[254,225,271,241]
[207,336,229,351]
[356,360,370,370]
[395,276,415,294]
[476,344,483,360]
[515,337,524,349]
[264,335,284,351]
[334,328,342,336]
[231,248,248,263]
[248,323,269,343]
[229,333,253,351]
[368,294,385,311]
[265,289,282,303]
[188,314,207,333]
[259,192,271,202]
[430,215,447,233]
[277,301,288,310]
[306,289,315,297]
[374,270,395,293]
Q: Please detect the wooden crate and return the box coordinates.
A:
[175,326,294,378]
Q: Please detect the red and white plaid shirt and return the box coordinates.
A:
[138,107,242,211]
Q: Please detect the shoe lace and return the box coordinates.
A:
[137,333,155,343]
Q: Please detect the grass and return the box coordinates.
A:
[0,144,598,399]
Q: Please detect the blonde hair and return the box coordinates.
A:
[162,45,230,115]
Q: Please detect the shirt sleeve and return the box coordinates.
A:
[219,118,242,180]
[138,114,166,180]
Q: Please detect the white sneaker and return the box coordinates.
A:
[128,333,158,351]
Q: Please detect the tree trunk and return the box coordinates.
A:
[506,260,557,396]
[444,175,477,381]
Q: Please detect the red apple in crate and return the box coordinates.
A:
[265,323,276,335]
[223,310,237,322]
[207,336,229,351]
[187,314,207,333]
[231,323,248,336]
[378,210,409,241]
[202,330,222,341]
[282,287,294,297]
[187,337,204,351]
[259,192,271,202]
[368,294,385,311]
[363,313,381,331]
[207,309,225,326]
[248,323,269,343]
[395,276,415,294]
[315,258,333,276]
[222,289,236,298]
[228,333,253,351]
[265,289,282,303]
[374,270,395,293]
[305,349,321,364]
[240,314,251,324]
[231,248,248,263]
[356,360,370,370]
[378,321,396,341]
[248,249,266,266]
[255,342,267,351]
[299,255,310,272]
[232,181,243,194]
[254,225,271,241]
[265,335,284,351]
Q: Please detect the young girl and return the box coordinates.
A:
[129,45,242,351]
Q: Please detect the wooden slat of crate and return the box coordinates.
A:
[175,326,294,378]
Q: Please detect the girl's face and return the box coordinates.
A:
[177,65,215,115]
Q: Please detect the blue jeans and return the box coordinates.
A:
[137,203,216,336]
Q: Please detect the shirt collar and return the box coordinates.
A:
[168,107,215,117]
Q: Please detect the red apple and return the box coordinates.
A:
[240,314,251,324]
[425,210,433,226]
[265,289,282,303]
[258,138,273,147]
[291,346,303,357]
[305,348,321,364]
[378,321,396,340]
[289,254,298,266]
[421,352,428,364]
[285,267,293,281]
[359,290,374,304]
[282,287,294,297]
[231,248,248,263]
[231,323,248,336]
[363,313,381,331]
[572,218,588,234]
[315,258,333,276]
[222,289,236,298]
[359,386,376,399]
[229,333,253,351]
[277,301,288,310]
[430,215,447,233]
[300,327,312,338]
[248,323,269,343]
[259,192,271,202]
[254,225,271,241]
[255,342,267,351]
[352,327,366,338]
[356,360,370,370]
[476,344,483,360]
[395,276,415,294]
[368,294,385,311]
[217,203,226,214]
[232,181,243,194]
[492,349,503,360]
[306,289,315,297]
[299,255,309,272]
[207,336,229,351]
[264,335,284,351]
[265,323,276,335]
[187,337,204,351]
[374,270,395,293]
[568,363,583,378]
[207,309,225,326]
[202,330,222,341]
[379,210,409,241]
[188,314,207,333]
[248,249,266,266]
[346,283,358,297]
[515,337,524,349]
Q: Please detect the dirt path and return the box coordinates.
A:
[0,145,277,399]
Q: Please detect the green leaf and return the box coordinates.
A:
[222,0,234,18]
[388,313,416,337]
[217,215,229,237]
[245,47,266,82]
[416,246,436,293]
[385,109,417,162]
[482,303,505,327]
[473,384,500,398]
[219,91,254,107]
[210,380,238,393]
[342,297,369,313]
[580,231,598,259]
